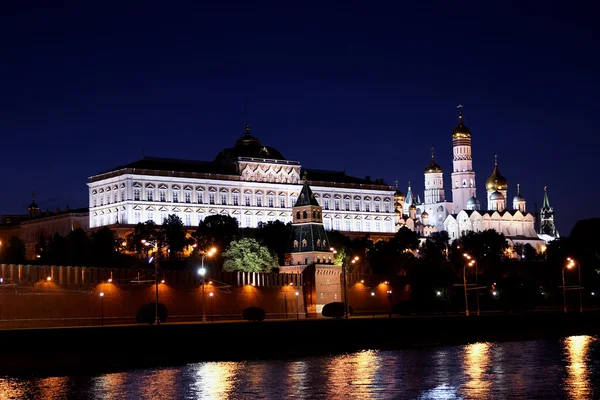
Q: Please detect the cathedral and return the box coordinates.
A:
[397,109,558,250]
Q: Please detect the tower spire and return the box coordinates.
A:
[244,94,250,135]
[457,104,464,121]
[395,179,399,190]
[431,146,435,161]
[494,154,498,167]
[517,183,520,195]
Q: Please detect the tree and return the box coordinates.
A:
[4,236,26,264]
[458,229,508,263]
[126,221,160,255]
[46,233,68,265]
[161,214,188,258]
[66,228,92,265]
[91,227,117,266]
[35,233,47,260]
[421,231,450,264]
[194,215,239,253]
[255,220,292,264]
[390,227,420,253]
[222,237,279,272]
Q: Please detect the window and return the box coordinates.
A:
[197,192,204,204]
[134,212,141,223]
[384,202,391,213]
[365,203,370,212]
[303,210,308,219]
[245,216,251,227]
[185,214,191,226]
[324,219,331,230]
[365,220,371,231]
[324,199,330,210]
[160,213,167,223]
[198,215,204,225]
[113,193,118,203]
[375,221,381,232]
[355,200,360,211]
[121,212,125,224]
[375,203,380,212]
[301,239,307,247]
[316,239,321,247]
[221,194,227,205]
[209,193,215,204]
[257,197,262,207]
[245,195,251,206]
[355,220,361,231]
[173,191,179,203]
[121,190,125,201]
[233,194,239,206]
[280,197,286,208]
[93,198,97,207]
[345,220,351,231]
[334,199,340,210]
[185,191,191,203]
[147,212,154,222]
[268,195,274,207]
[147,189,153,202]
[334,219,341,230]
[296,211,301,219]
[293,240,299,249]
[160,190,166,202]
[344,200,350,211]
[100,217,104,226]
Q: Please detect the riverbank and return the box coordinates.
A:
[1,312,598,377]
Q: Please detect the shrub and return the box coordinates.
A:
[321,302,354,318]
[136,303,168,325]
[242,307,266,322]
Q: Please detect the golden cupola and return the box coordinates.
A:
[485,155,508,191]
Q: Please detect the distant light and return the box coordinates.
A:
[592,292,596,296]
[289,282,293,286]
[295,291,299,296]
[492,291,497,296]
[209,292,214,297]
[99,292,104,297]
[371,292,375,296]
[208,281,213,285]
[541,292,545,296]
[46,276,52,281]
[0,278,3,283]
[360,280,364,284]
[436,291,442,296]
[161,279,165,284]
[36,255,41,258]
[198,267,206,276]
[108,278,113,283]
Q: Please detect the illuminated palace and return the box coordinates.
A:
[399,110,558,249]
[88,124,396,238]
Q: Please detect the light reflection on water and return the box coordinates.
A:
[0,335,597,399]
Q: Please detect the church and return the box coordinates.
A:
[398,109,558,250]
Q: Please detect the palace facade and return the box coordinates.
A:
[88,125,396,237]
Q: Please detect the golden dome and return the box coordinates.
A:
[486,156,508,191]
[452,114,471,139]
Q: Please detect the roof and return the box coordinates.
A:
[303,169,390,187]
[294,182,320,207]
[286,223,331,253]
[213,124,286,163]
[452,114,472,138]
[96,156,238,176]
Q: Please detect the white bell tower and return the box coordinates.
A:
[451,106,476,213]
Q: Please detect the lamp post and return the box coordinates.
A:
[464,253,479,316]
[562,264,569,313]
[198,247,217,323]
[295,291,299,319]
[564,257,583,313]
[463,263,470,317]
[209,292,214,323]
[99,292,104,327]
[142,239,160,325]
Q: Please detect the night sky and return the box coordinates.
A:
[1,2,598,235]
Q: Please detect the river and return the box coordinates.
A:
[0,335,597,399]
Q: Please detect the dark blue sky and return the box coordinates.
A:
[1,1,598,235]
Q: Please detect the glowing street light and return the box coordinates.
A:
[563,257,583,313]
[99,292,105,327]
[142,239,161,325]
[295,291,300,319]
[463,253,479,316]
[198,247,217,323]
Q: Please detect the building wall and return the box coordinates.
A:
[19,212,89,259]
[88,174,396,234]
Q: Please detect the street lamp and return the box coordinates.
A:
[142,239,160,325]
[99,292,105,327]
[209,292,214,323]
[563,257,583,313]
[198,247,217,323]
[464,253,480,316]
[295,291,300,319]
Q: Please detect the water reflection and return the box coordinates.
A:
[0,377,26,400]
[462,342,492,399]
[91,372,128,399]
[563,335,595,399]
[192,361,242,399]
[283,360,309,398]
[326,350,381,398]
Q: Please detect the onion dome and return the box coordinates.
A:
[513,184,525,203]
[452,112,471,139]
[214,124,286,163]
[393,179,405,199]
[421,210,429,217]
[490,190,504,201]
[424,147,443,173]
[466,196,480,207]
[486,155,508,191]
[409,203,417,210]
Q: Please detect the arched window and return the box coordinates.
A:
[316,239,321,247]
[293,240,298,249]
[323,240,327,248]
[303,210,307,219]
[296,211,300,219]
[301,239,307,247]
[312,211,316,219]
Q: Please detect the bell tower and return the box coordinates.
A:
[451,106,476,212]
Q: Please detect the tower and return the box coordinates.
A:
[451,107,476,212]
[404,181,415,213]
[284,180,335,266]
[486,155,508,210]
[512,184,526,213]
[28,192,40,217]
[539,186,558,238]
[424,147,445,204]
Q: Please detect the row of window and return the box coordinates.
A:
[321,198,390,212]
